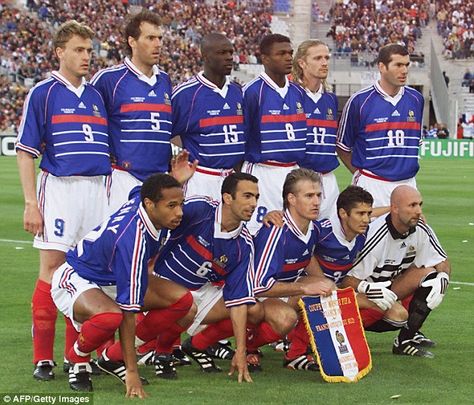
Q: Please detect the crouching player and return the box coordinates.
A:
[314,185,408,332]
[342,185,451,357]
[51,174,185,397]
[247,168,335,372]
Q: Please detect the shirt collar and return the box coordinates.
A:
[385,213,416,240]
[51,71,86,98]
[304,83,324,104]
[124,57,160,86]
[214,202,243,239]
[196,71,231,98]
[138,203,161,240]
[329,214,358,249]
[375,80,405,106]
[284,209,314,243]
[260,71,289,98]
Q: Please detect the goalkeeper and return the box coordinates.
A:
[342,185,451,358]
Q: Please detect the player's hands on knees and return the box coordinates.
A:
[229,348,253,383]
[262,210,284,228]
[357,280,397,311]
[171,149,198,184]
[300,276,336,296]
[24,202,43,236]
[125,370,148,399]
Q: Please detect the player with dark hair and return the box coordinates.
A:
[16,20,111,381]
[293,40,339,219]
[242,34,307,234]
[51,173,185,396]
[172,33,245,200]
[342,185,451,358]
[91,10,175,215]
[247,168,335,371]
[98,172,262,383]
[336,43,424,206]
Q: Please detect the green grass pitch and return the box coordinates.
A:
[0,156,473,404]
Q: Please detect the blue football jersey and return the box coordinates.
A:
[91,58,172,181]
[314,216,367,285]
[337,82,424,181]
[66,197,169,312]
[16,72,110,176]
[299,86,339,173]
[154,197,255,307]
[172,73,245,169]
[253,210,319,294]
[243,73,307,164]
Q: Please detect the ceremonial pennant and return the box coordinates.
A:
[299,287,372,383]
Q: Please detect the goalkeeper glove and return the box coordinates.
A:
[357,280,398,311]
[421,271,450,310]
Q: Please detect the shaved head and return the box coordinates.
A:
[200,33,231,55]
[390,185,421,207]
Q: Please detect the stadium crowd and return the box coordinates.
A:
[437,0,474,59]
[0,0,272,132]
[327,0,428,62]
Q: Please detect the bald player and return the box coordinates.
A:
[172,33,245,200]
[343,185,451,358]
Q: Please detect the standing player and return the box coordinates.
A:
[336,44,424,206]
[16,21,111,380]
[342,185,451,357]
[91,11,174,214]
[172,33,245,200]
[248,168,335,371]
[242,34,307,234]
[51,174,185,396]
[292,40,339,219]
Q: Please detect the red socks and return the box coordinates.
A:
[67,312,122,364]
[32,279,57,364]
[191,319,234,351]
[247,322,281,352]
[286,319,309,359]
[155,323,187,354]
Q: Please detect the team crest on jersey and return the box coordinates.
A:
[213,255,228,268]
[296,102,304,114]
[92,104,102,117]
[164,93,171,105]
[326,108,334,120]
[407,110,416,122]
[236,103,243,115]
[122,161,131,169]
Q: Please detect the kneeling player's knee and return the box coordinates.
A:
[274,308,298,335]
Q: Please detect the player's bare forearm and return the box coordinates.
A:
[229,305,252,383]
[258,277,334,298]
[435,259,451,276]
[17,150,43,235]
[305,256,325,277]
[341,275,361,290]
[336,146,356,174]
[119,311,147,399]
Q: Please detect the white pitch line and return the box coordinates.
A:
[0,238,33,245]
[450,281,474,287]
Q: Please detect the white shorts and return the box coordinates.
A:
[242,161,298,235]
[51,263,117,331]
[318,171,339,220]
[352,170,417,207]
[34,172,107,252]
[187,284,224,336]
[107,168,143,216]
[184,166,234,201]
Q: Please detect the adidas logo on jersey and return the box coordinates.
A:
[78,102,86,109]
[283,103,290,110]
[303,249,309,255]
[392,110,401,117]
[223,103,230,110]
[148,90,157,97]
[401,242,407,248]
[314,107,321,114]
